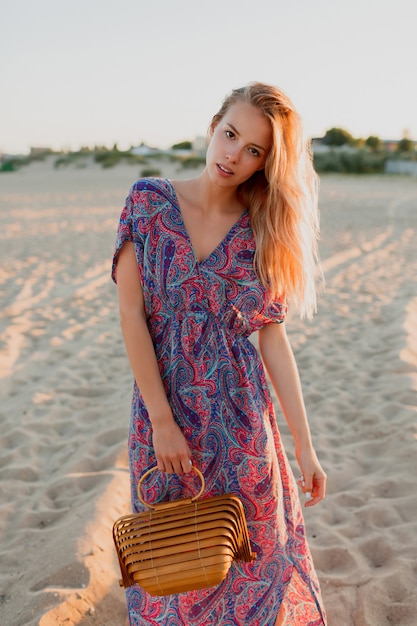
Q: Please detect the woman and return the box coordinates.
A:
[112,82,327,625]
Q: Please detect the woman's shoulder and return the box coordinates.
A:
[123,178,177,225]
[129,177,175,203]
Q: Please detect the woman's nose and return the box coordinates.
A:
[226,147,240,163]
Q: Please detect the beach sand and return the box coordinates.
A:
[0,158,416,625]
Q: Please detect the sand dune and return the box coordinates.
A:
[1,159,416,625]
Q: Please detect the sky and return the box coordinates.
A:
[1,0,416,154]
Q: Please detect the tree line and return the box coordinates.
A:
[313,128,415,174]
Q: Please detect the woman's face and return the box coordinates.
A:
[206,101,272,188]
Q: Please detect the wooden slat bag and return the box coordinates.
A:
[113,466,256,596]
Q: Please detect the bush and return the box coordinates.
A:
[94,151,121,168]
[397,138,414,153]
[179,156,206,169]
[365,136,382,151]
[54,154,85,168]
[141,168,162,177]
[94,150,148,168]
[171,141,192,150]
[322,127,355,147]
[313,149,386,174]
[123,153,148,165]
[0,160,17,172]
[54,157,70,168]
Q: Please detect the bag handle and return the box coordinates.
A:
[137,465,205,510]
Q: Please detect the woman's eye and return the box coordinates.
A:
[225,130,235,139]
[249,147,260,157]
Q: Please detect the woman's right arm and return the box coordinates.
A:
[116,241,192,474]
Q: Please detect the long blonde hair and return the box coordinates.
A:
[210,82,322,319]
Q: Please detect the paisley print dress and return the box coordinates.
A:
[112,178,326,625]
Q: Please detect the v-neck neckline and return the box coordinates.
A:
[166,180,248,267]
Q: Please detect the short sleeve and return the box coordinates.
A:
[111,182,147,284]
[262,296,288,325]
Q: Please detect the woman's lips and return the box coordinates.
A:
[217,163,234,177]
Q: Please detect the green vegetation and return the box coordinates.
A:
[171,141,192,150]
[397,137,414,153]
[0,161,17,172]
[314,149,387,174]
[3,132,415,176]
[178,156,206,169]
[322,127,355,147]
[0,155,34,171]
[94,149,147,168]
[365,136,382,151]
[35,142,205,171]
[141,168,162,177]
[54,151,91,168]
[314,128,416,174]
[53,145,148,169]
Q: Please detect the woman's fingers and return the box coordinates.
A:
[152,420,192,474]
[156,452,192,475]
[170,455,192,475]
[305,475,326,507]
[156,450,192,474]
[298,471,326,507]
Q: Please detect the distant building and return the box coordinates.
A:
[30,147,53,156]
[384,139,417,152]
[130,143,160,156]
[382,140,400,153]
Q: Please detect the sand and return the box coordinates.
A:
[0,158,416,625]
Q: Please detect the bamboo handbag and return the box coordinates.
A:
[113,466,256,596]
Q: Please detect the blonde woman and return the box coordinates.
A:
[112,82,327,625]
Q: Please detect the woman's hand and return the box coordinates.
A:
[151,417,192,475]
[296,446,327,507]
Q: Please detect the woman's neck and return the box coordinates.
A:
[174,170,243,216]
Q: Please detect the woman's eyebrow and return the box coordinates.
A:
[226,122,267,152]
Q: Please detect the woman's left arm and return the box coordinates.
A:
[258,322,326,507]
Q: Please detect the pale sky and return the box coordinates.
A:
[1,0,416,154]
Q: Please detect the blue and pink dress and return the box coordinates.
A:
[112,178,326,625]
